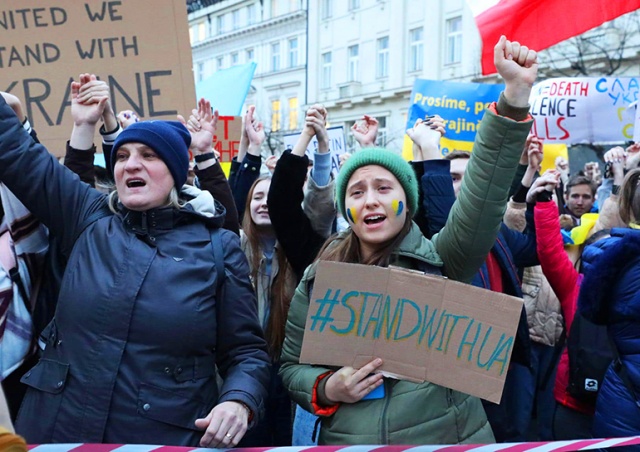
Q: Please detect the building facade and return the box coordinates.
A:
[188,0,640,154]
[307,0,485,153]
[188,0,307,151]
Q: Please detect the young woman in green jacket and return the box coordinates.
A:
[279,36,539,445]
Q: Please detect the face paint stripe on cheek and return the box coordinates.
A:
[391,200,404,217]
[347,207,358,224]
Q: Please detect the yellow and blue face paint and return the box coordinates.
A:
[391,200,404,217]
[347,207,358,224]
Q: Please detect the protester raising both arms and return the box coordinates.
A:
[0,93,270,447]
[279,35,538,445]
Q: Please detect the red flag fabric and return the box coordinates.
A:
[470,0,640,75]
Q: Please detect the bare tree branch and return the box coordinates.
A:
[538,10,640,78]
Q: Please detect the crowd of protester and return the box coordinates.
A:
[1,35,640,449]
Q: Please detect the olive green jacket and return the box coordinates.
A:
[280,107,532,445]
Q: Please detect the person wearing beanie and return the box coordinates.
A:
[112,120,191,190]
[280,35,538,445]
[0,92,270,447]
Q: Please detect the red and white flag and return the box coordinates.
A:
[469,0,640,75]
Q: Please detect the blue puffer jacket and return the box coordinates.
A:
[579,228,640,440]
[0,97,270,446]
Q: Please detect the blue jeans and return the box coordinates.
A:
[292,405,319,446]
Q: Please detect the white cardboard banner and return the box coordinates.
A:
[529,77,639,144]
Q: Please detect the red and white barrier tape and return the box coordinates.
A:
[25,437,640,452]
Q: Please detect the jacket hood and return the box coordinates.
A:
[179,184,226,228]
[579,228,640,323]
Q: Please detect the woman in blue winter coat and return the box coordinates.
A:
[579,167,640,444]
[0,95,270,448]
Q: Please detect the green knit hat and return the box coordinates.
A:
[336,147,419,219]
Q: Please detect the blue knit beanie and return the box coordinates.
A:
[336,147,419,219]
[112,121,191,189]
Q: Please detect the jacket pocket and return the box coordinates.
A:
[20,358,69,393]
[16,359,69,443]
[137,382,211,430]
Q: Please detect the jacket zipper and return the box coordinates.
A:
[380,379,391,444]
[447,388,454,407]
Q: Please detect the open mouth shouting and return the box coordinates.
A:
[363,213,386,227]
[126,178,146,188]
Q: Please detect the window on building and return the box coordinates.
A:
[409,27,424,72]
[288,37,299,68]
[189,25,196,44]
[271,99,281,131]
[216,56,224,71]
[196,62,204,82]
[290,0,299,11]
[271,42,281,71]
[288,97,298,130]
[247,4,256,24]
[321,52,332,89]
[321,0,332,19]
[375,116,387,146]
[232,9,240,30]
[348,0,360,11]
[231,52,239,65]
[376,36,389,78]
[246,48,254,62]
[445,16,462,65]
[217,14,226,34]
[197,22,206,41]
[271,0,279,18]
[347,45,359,82]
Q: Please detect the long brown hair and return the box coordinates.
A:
[315,214,413,267]
[242,176,294,360]
[619,168,640,225]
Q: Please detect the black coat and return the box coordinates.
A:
[0,97,270,446]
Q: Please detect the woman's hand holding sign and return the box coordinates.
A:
[323,358,384,404]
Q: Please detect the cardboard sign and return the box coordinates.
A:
[529,77,639,144]
[0,0,195,156]
[283,126,346,174]
[214,116,242,163]
[299,261,524,404]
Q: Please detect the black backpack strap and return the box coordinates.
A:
[210,228,225,298]
[609,332,640,409]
